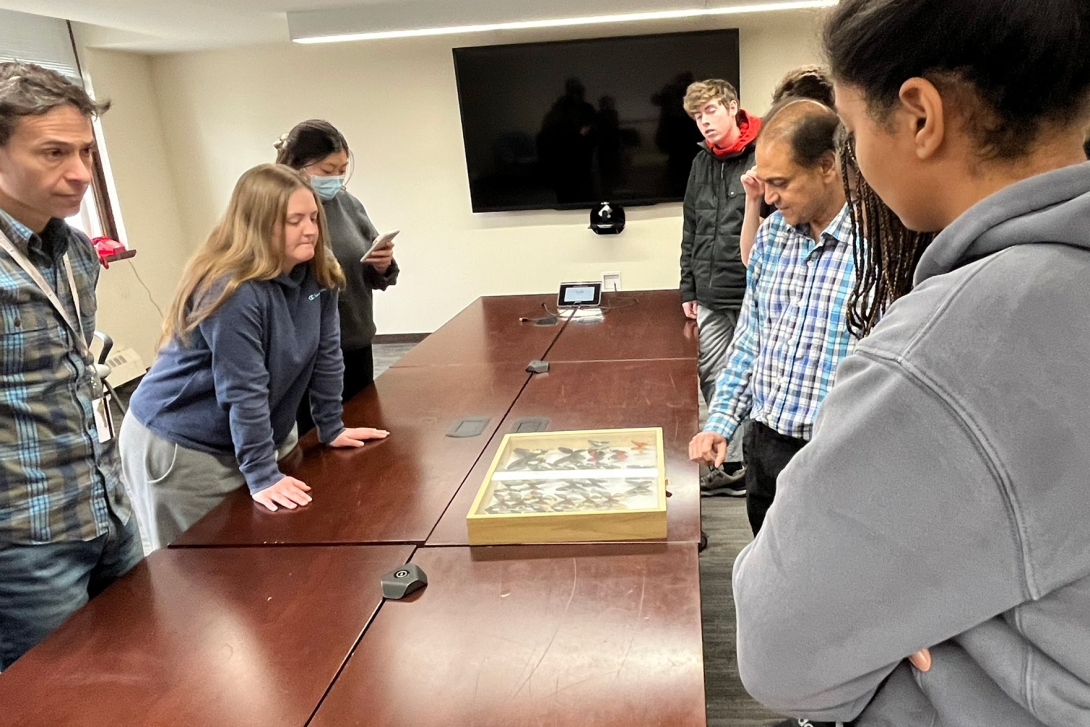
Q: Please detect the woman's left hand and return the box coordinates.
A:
[330,427,390,448]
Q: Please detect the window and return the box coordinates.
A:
[1,8,122,242]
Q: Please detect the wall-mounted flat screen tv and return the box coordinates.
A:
[452,29,741,213]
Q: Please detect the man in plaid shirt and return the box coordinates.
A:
[690,100,857,541]
[0,63,140,669]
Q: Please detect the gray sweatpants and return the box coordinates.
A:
[119,412,299,554]
[697,304,745,463]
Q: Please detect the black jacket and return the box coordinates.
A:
[679,141,757,311]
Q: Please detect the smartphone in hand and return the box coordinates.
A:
[361,230,399,262]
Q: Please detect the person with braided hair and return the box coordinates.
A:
[731,1,1090,724]
[838,133,935,337]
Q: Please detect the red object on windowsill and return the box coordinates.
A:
[92,237,136,269]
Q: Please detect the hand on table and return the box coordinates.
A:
[252,476,312,512]
[329,427,390,449]
[689,432,729,467]
[682,300,699,320]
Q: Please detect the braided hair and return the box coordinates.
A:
[839,133,935,338]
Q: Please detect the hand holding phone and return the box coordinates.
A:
[362,230,399,263]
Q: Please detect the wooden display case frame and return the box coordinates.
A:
[466,427,667,545]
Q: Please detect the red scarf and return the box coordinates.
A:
[710,110,761,157]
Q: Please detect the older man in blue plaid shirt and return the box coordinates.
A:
[0,63,141,670]
[690,100,857,543]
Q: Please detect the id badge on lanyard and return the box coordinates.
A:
[0,229,114,443]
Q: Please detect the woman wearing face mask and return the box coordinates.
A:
[275,120,398,435]
[120,164,389,551]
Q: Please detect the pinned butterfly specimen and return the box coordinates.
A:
[506,449,548,471]
[552,449,588,468]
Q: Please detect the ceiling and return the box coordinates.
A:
[0,0,318,52]
[0,0,830,53]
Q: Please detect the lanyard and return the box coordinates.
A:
[0,227,91,361]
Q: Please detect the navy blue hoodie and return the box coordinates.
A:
[131,264,345,493]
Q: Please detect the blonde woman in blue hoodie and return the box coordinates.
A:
[725,1,1090,726]
[120,164,388,551]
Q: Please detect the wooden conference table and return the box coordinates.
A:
[0,289,707,727]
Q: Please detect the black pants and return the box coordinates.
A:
[296,345,375,437]
[743,421,808,536]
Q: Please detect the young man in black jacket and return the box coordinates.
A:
[679,79,761,496]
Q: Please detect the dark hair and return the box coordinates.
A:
[760,99,840,169]
[840,133,936,337]
[824,0,1090,160]
[772,66,835,109]
[274,119,349,169]
[0,62,109,147]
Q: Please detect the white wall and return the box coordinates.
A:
[79,46,193,364]
[89,10,825,341]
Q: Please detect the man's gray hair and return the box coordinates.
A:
[0,61,109,146]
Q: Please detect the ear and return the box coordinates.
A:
[727,99,739,117]
[897,78,946,161]
[818,150,839,180]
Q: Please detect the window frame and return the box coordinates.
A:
[67,21,121,243]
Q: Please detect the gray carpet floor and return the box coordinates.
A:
[373,342,416,378]
[701,497,781,726]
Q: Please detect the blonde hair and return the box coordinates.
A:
[683,79,739,117]
[159,163,345,349]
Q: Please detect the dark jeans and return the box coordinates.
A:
[743,421,808,536]
[297,345,375,437]
[0,508,142,670]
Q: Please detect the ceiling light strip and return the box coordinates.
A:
[293,1,837,44]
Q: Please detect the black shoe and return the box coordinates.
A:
[700,463,746,497]
[771,719,837,727]
[698,530,709,552]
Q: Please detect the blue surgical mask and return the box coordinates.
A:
[310,175,345,201]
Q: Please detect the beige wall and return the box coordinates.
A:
[87,11,824,342]
[80,47,193,364]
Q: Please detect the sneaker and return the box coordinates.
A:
[699,463,746,497]
[771,719,837,727]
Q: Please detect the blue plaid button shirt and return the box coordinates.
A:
[0,209,131,544]
[705,205,857,442]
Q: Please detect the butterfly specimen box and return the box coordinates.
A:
[466,428,667,545]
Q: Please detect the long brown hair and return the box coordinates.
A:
[160,164,345,348]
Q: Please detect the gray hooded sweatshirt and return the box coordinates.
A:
[733,161,1090,727]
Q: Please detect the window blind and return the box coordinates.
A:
[0,9,80,81]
